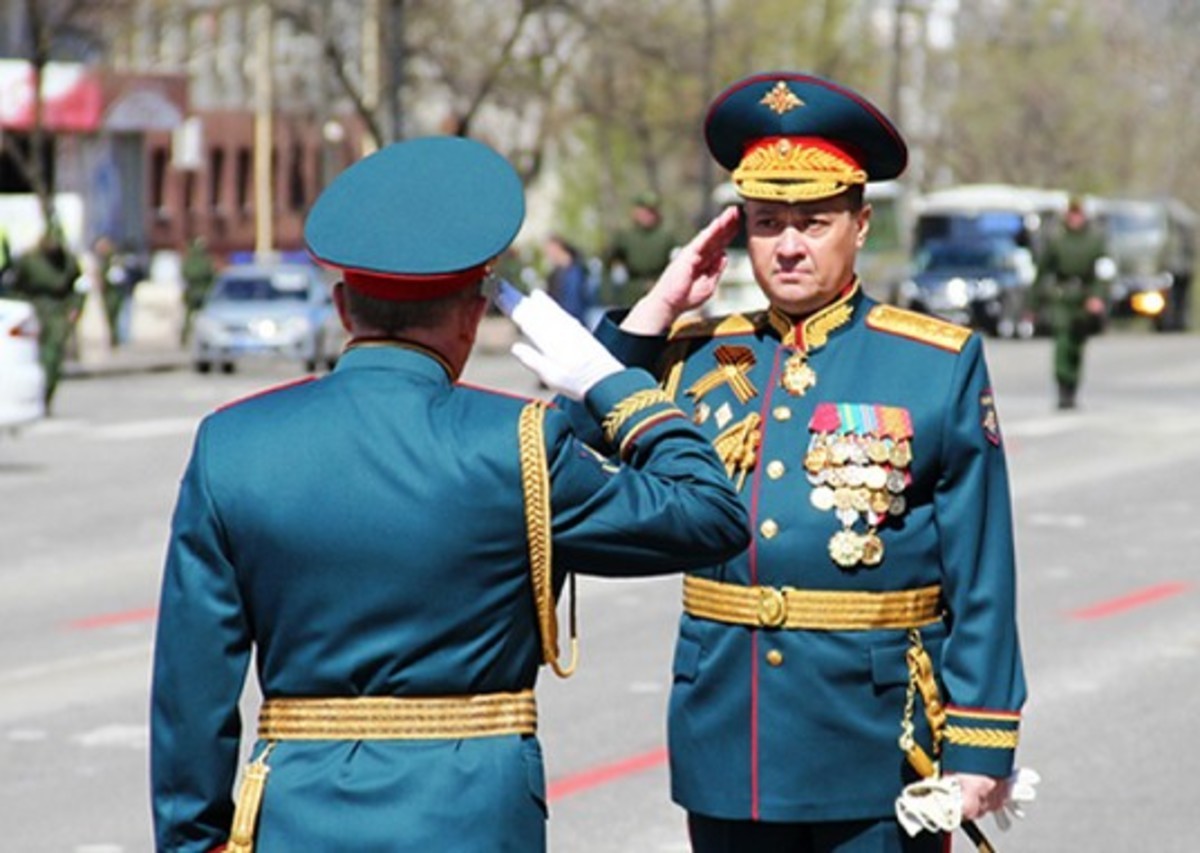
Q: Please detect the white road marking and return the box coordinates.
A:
[0,644,148,685]
[90,418,198,440]
[72,724,148,750]
[1026,513,1088,529]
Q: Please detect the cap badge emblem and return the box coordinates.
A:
[760,81,804,115]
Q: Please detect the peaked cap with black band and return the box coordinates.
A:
[705,72,908,203]
[305,136,525,301]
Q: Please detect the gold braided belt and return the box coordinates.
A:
[257,689,537,740]
[228,691,536,853]
[683,576,943,631]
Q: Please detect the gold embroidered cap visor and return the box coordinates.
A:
[705,72,907,203]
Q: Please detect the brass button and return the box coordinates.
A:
[773,406,792,422]
[760,519,779,539]
[765,649,784,667]
[766,460,786,480]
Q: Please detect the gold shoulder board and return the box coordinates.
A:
[668,312,758,341]
[866,305,971,353]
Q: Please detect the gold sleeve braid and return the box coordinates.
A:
[518,401,577,678]
[942,725,1020,750]
[601,389,675,446]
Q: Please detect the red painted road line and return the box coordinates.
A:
[67,607,158,631]
[547,746,668,802]
[1070,582,1190,621]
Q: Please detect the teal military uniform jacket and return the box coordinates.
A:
[150,343,750,852]
[588,283,1026,823]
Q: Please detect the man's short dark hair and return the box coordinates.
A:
[342,281,483,335]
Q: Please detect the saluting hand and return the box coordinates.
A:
[494,281,624,401]
[622,206,741,335]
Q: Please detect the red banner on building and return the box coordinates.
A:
[0,60,102,132]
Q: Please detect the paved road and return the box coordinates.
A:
[1,329,1198,851]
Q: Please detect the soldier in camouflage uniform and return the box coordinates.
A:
[604,192,678,310]
[1033,198,1108,410]
[10,228,82,413]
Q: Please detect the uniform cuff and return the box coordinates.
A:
[594,310,670,372]
[939,706,1020,778]
[584,368,685,459]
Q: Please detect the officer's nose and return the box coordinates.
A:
[777,226,806,258]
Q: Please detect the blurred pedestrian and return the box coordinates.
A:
[1032,197,1108,410]
[582,71,1029,851]
[114,242,147,345]
[0,223,12,294]
[543,232,591,324]
[92,236,128,348]
[9,227,83,413]
[180,236,216,346]
[149,135,749,852]
[603,191,677,310]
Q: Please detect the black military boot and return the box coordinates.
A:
[1056,382,1077,410]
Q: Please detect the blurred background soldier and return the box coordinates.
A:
[9,227,82,414]
[92,235,137,348]
[0,223,11,293]
[180,236,216,346]
[149,136,748,853]
[542,232,591,324]
[603,191,677,310]
[1032,197,1109,410]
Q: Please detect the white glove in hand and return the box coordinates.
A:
[895,777,963,838]
[493,282,623,401]
[993,767,1041,831]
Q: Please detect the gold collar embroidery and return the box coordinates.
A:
[766,278,859,352]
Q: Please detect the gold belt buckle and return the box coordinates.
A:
[757,586,787,628]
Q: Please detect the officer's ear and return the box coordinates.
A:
[332,281,353,332]
[457,286,489,343]
[855,202,873,249]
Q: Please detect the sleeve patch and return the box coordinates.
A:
[980,389,1002,446]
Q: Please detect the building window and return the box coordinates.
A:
[288,141,306,211]
[183,171,196,213]
[210,147,226,213]
[236,146,252,213]
[151,146,169,213]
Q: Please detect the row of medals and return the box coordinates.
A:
[803,432,912,568]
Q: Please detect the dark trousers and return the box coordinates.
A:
[687,813,947,853]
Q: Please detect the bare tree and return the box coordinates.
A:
[3,0,111,231]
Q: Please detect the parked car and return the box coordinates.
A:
[192,262,345,374]
[896,238,1037,337]
[1095,196,1196,332]
[0,297,46,433]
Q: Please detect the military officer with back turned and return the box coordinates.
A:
[149,135,749,852]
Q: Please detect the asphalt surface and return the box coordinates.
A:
[2,303,1198,851]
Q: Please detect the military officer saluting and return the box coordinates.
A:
[580,72,1030,851]
[149,136,750,852]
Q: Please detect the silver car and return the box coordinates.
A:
[192,262,345,374]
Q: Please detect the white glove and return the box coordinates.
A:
[895,776,963,837]
[993,767,1040,831]
[493,281,623,401]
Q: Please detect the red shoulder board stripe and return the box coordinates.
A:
[216,376,318,412]
[455,380,559,409]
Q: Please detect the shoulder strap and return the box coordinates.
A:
[517,401,578,678]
